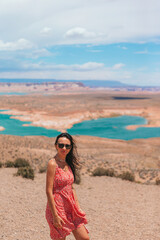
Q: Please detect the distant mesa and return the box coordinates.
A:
[0,79,160,93]
[80,80,129,88]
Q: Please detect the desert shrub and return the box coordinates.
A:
[14,158,30,168]
[92,167,115,177]
[92,167,107,176]
[0,161,2,168]
[105,168,115,177]
[118,171,135,182]
[5,161,15,168]
[15,166,34,180]
[39,166,47,173]
[156,178,160,185]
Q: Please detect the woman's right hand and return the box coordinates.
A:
[53,215,65,229]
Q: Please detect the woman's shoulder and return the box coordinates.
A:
[47,158,57,170]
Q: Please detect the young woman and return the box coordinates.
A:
[46,133,89,240]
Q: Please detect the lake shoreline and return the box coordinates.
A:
[0,107,159,132]
[1,109,160,140]
[0,89,160,138]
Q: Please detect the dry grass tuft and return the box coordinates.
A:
[118,171,135,182]
[39,165,47,173]
[156,178,160,185]
[92,167,115,177]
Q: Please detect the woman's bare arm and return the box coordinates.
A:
[46,159,58,218]
[46,159,65,228]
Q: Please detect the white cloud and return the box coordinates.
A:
[22,62,105,71]
[0,38,34,51]
[65,27,96,39]
[88,49,102,53]
[40,27,52,35]
[134,50,148,54]
[134,50,160,55]
[122,47,127,50]
[72,62,104,71]
[117,46,128,50]
[112,63,125,70]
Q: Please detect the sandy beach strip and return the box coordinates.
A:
[0,126,5,131]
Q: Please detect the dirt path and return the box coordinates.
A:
[0,168,160,240]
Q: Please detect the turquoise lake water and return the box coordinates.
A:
[0,110,160,140]
[68,116,160,139]
[0,110,60,137]
[0,92,28,95]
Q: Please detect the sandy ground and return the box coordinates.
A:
[0,168,160,240]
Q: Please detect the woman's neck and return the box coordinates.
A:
[56,154,66,163]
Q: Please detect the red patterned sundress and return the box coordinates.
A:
[45,163,88,240]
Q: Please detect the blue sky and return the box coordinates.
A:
[0,0,160,86]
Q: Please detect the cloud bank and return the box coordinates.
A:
[0,0,160,85]
[0,39,33,51]
[0,0,160,46]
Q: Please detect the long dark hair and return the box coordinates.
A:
[55,133,80,182]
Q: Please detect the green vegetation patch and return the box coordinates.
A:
[15,166,34,180]
[92,167,115,177]
[14,158,30,168]
[5,161,15,168]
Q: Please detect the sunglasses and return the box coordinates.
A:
[57,143,72,149]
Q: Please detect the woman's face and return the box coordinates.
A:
[55,137,72,157]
